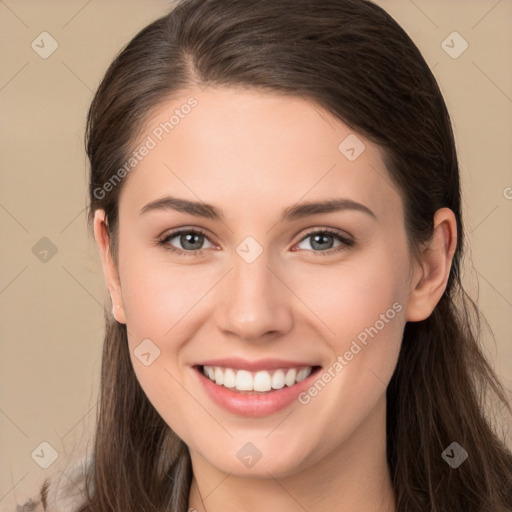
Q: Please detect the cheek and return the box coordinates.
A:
[119,242,213,339]
[118,247,210,441]
[286,250,407,447]
[289,249,407,343]
[289,246,408,408]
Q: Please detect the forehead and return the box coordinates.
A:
[118,87,403,223]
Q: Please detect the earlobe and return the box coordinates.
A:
[93,209,127,324]
[405,207,457,322]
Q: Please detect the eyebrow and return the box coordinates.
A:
[139,195,376,222]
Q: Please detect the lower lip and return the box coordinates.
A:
[194,366,321,417]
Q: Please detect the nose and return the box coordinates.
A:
[214,249,294,343]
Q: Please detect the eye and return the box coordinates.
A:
[157,227,354,257]
[294,228,354,255]
[157,228,215,256]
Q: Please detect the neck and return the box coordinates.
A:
[188,394,396,512]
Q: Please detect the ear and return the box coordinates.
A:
[405,207,458,322]
[93,209,126,324]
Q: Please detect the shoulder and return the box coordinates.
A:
[14,454,93,512]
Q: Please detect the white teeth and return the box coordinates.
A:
[235,370,253,391]
[296,367,312,382]
[223,368,236,388]
[271,369,285,390]
[253,371,272,392]
[284,368,297,387]
[202,365,314,393]
[214,367,224,385]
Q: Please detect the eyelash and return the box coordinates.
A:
[157,227,354,257]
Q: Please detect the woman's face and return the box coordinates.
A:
[97,87,420,477]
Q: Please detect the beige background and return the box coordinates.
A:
[1,0,511,509]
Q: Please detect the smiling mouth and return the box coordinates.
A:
[195,364,322,394]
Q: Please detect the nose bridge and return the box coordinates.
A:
[233,245,273,302]
[215,238,293,339]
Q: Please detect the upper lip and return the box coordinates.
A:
[194,358,319,372]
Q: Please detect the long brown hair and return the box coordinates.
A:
[46,0,512,510]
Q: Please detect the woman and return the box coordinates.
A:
[16,0,512,510]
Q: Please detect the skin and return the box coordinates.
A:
[93,87,457,512]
